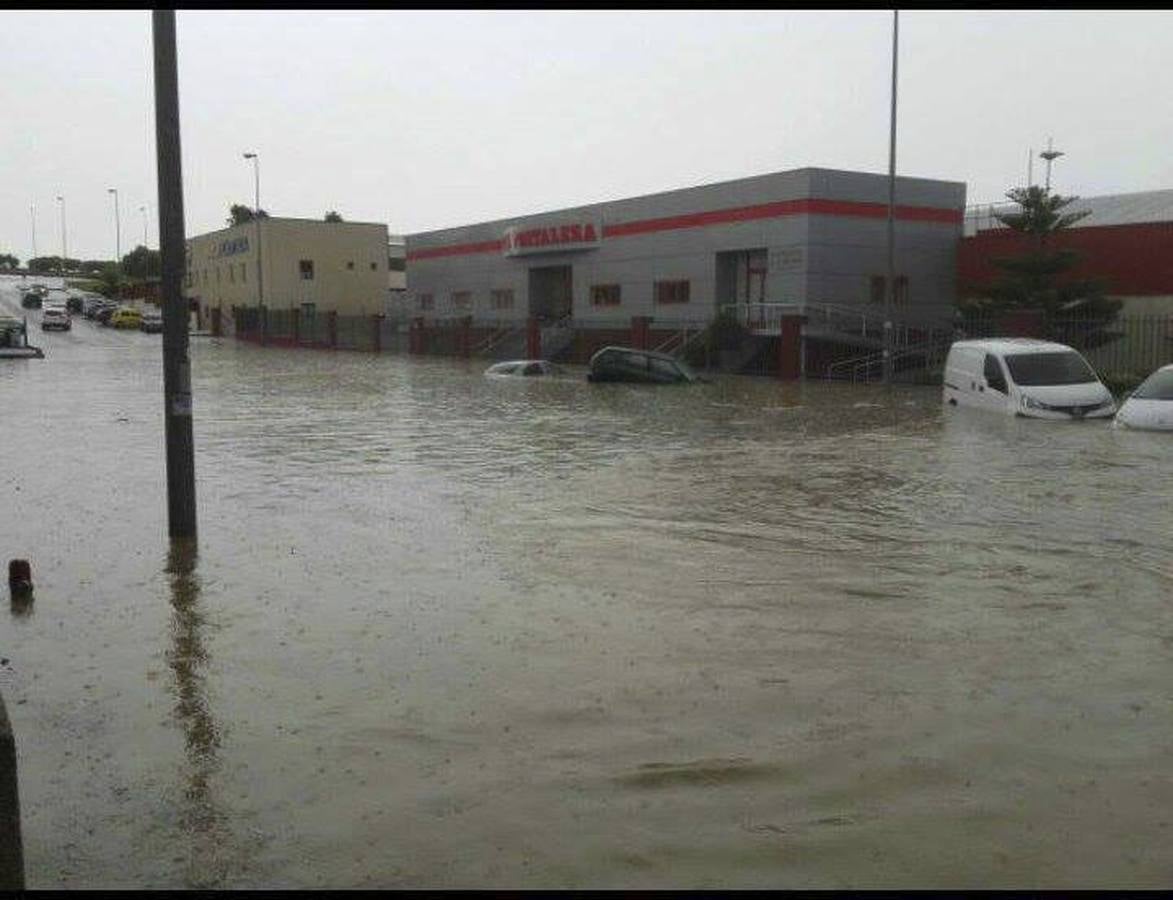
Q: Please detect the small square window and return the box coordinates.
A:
[490,289,514,310]
[370,262,378,271]
[347,261,355,270]
[418,293,434,311]
[591,284,621,306]
[653,279,689,305]
[299,259,314,280]
[451,290,471,311]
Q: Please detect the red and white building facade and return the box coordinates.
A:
[404,167,967,337]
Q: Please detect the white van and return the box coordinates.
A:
[943,338,1116,419]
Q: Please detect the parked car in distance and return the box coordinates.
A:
[109,307,143,330]
[41,306,72,331]
[587,346,701,384]
[65,294,85,314]
[943,338,1115,420]
[1114,364,1173,431]
[484,359,562,377]
[96,304,120,325]
[140,309,163,333]
[83,296,108,318]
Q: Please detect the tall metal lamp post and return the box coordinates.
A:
[29,206,36,265]
[107,187,122,268]
[153,8,197,540]
[55,195,68,276]
[243,152,264,308]
[882,10,899,385]
[140,205,149,248]
[1040,137,1064,192]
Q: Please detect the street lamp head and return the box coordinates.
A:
[243,152,257,159]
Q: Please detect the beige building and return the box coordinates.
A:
[185,216,390,332]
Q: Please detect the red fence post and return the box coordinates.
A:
[631,315,651,350]
[778,314,803,380]
[460,316,472,358]
[327,310,338,349]
[526,316,541,358]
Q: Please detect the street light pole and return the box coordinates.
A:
[107,188,122,267]
[140,205,149,248]
[29,206,36,265]
[1040,137,1064,193]
[883,9,899,385]
[153,8,197,540]
[243,152,263,309]
[55,195,67,276]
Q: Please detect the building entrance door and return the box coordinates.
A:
[527,265,573,323]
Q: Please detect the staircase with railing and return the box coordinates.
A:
[652,319,709,357]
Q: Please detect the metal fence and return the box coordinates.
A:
[956,312,1173,382]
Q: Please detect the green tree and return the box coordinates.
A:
[966,185,1118,320]
[120,245,161,279]
[0,253,19,269]
[228,204,269,226]
[95,262,125,299]
[324,210,343,222]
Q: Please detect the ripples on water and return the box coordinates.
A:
[2,280,1171,888]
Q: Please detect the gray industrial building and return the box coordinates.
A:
[405,167,966,330]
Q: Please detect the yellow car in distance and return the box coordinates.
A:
[109,307,143,330]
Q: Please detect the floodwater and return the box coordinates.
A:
[1,275,1171,888]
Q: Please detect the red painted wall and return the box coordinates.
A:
[959,221,1173,296]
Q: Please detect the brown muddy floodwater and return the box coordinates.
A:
[1,278,1171,888]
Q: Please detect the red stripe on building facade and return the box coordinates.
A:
[406,198,962,261]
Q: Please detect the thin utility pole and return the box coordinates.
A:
[152,9,197,540]
[883,9,899,384]
[1040,137,1063,192]
[108,188,122,267]
[29,206,35,263]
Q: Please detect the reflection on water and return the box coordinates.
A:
[165,539,227,888]
[2,276,1171,889]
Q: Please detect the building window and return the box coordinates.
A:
[654,279,689,305]
[490,289,514,310]
[216,267,221,283]
[241,263,247,283]
[591,284,621,306]
[896,275,909,306]
[370,262,378,271]
[451,290,472,311]
[418,293,434,311]
[388,257,406,272]
[202,269,207,285]
[299,259,314,280]
[346,261,355,270]
[229,265,235,283]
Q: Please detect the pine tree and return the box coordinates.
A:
[973,185,1119,321]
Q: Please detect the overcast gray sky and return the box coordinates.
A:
[3,10,1173,261]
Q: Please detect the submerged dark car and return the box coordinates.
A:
[587,346,700,384]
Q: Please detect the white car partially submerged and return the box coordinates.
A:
[484,359,562,377]
[1114,364,1173,431]
[944,338,1116,420]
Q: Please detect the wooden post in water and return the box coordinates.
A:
[153,9,197,540]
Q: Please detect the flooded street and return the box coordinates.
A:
[1,277,1171,888]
